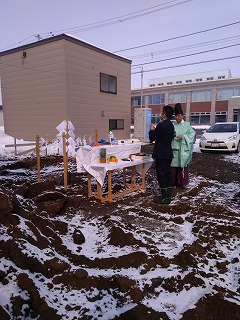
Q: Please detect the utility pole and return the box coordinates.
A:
[140,66,143,108]
[35,34,42,41]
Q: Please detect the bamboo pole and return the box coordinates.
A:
[36,135,41,182]
[5,142,36,147]
[66,119,69,139]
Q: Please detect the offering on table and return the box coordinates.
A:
[129,153,151,160]
[107,155,118,163]
[99,148,106,163]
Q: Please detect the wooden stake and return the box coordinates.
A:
[95,129,98,143]
[36,135,41,182]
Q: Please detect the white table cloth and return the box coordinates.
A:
[76,143,153,186]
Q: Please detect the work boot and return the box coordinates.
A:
[153,195,162,203]
[161,197,171,204]
[160,187,172,204]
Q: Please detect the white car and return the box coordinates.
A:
[199,122,240,153]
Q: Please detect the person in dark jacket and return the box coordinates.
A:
[149,105,174,204]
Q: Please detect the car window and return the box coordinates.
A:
[207,123,237,133]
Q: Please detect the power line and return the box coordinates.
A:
[128,35,240,60]
[114,20,240,53]
[1,54,239,78]
[40,0,193,35]
[132,43,240,67]
[1,36,36,52]
[1,0,193,51]
[131,55,240,74]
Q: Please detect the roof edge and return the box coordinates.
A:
[0,33,131,64]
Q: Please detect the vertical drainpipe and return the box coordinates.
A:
[140,66,143,108]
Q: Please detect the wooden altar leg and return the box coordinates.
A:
[88,173,92,197]
[107,170,113,202]
[123,168,127,186]
[131,165,136,186]
[141,163,146,189]
[97,181,102,199]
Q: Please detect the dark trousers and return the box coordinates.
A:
[155,158,172,189]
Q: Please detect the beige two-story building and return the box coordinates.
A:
[0,34,132,141]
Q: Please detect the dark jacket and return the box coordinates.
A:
[149,118,174,159]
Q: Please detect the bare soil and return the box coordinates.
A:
[0,149,239,320]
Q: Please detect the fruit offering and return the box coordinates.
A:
[99,148,106,163]
[108,156,118,162]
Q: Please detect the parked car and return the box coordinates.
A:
[199,122,240,153]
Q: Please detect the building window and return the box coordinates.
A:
[100,73,117,94]
[150,84,155,87]
[190,112,210,124]
[158,83,164,86]
[206,77,213,80]
[216,87,240,100]
[196,78,202,82]
[131,96,145,106]
[151,114,161,124]
[192,90,211,102]
[186,80,192,83]
[215,112,227,122]
[149,94,165,104]
[169,92,187,103]
[109,119,124,130]
[233,110,240,122]
[167,82,173,85]
[176,81,182,84]
[218,76,225,79]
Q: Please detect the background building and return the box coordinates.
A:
[0,34,131,141]
[148,69,232,87]
[131,70,240,125]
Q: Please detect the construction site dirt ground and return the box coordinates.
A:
[0,145,239,319]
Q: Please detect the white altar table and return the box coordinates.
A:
[76,143,153,202]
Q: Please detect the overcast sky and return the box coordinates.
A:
[1,0,240,99]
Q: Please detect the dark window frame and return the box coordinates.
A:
[100,73,117,94]
[131,96,145,106]
[109,119,124,130]
[149,94,165,105]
